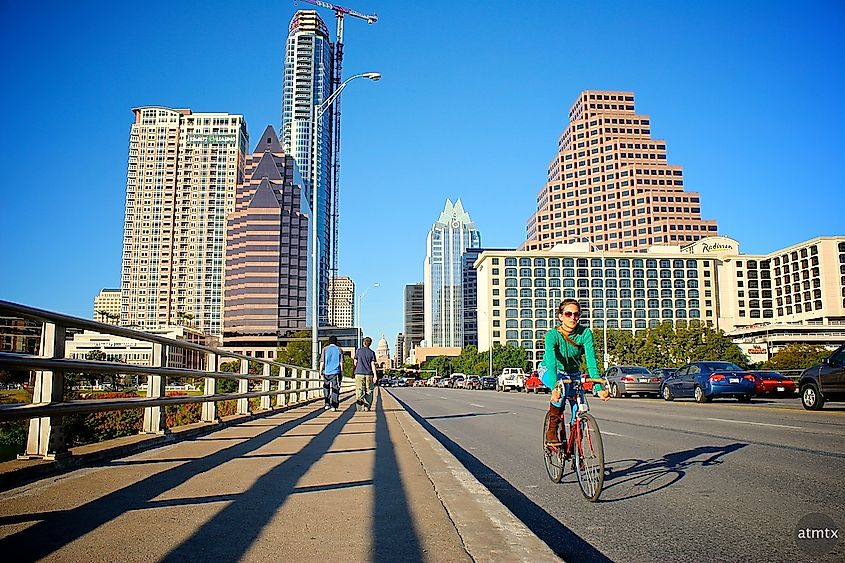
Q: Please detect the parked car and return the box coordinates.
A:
[799,343,845,410]
[651,367,677,382]
[481,376,497,390]
[451,373,467,388]
[524,371,550,393]
[661,361,756,403]
[497,367,526,392]
[465,375,481,390]
[604,365,662,398]
[748,370,797,397]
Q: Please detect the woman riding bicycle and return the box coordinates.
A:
[541,298,609,446]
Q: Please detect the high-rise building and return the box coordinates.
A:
[93,289,121,325]
[404,282,424,354]
[120,106,248,337]
[222,125,309,358]
[424,199,482,347]
[328,276,355,328]
[395,332,406,366]
[523,90,718,252]
[462,247,514,348]
[474,236,845,368]
[281,10,334,327]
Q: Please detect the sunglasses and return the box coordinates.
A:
[563,311,581,319]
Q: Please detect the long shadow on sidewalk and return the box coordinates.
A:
[372,389,424,561]
[161,407,355,561]
[1,407,326,561]
[391,393,612,562]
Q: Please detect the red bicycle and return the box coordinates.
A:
[543,378,605,501]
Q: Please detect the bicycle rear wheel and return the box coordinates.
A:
[573,413,605,501]
[542,412,565,483]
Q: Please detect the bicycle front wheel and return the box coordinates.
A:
[573,413,605,501]
[542,412,565,483]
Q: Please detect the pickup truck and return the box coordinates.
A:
[497,367,526,392]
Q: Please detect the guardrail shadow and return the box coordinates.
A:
[391,394,612,562]
[0,406,340,561]
[598,443,748,503]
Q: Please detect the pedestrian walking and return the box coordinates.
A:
[353,336,378,411]
[321,335,342,411]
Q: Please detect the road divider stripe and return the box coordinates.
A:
[469,403,485,408]
[706,417,802,429]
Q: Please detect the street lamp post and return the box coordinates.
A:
[583,238,610,369]
[357,282,379,349]
[309,72,381,370]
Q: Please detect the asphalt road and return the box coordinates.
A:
[387,386,845,563]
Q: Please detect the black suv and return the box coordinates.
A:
[799,343,845,410]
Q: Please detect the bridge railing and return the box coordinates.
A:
[0,299,325,460]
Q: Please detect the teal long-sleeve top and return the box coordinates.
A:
[540,323,601,390]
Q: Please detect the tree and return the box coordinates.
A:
[421,355,453,377]
[275,330,313,369]
[764,344,830,370]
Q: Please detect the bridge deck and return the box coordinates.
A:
[0,388,557,562]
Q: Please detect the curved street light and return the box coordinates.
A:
[310,72,381,369]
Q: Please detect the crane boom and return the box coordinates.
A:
[297,0,378,23]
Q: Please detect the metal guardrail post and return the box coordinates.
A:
[277,366,287,407]
[260,363,271,410]
[142,343,168,434]
[21,322,67,460]
[202,351,219,423]
[237,358,250,415]
[293,368,300,404]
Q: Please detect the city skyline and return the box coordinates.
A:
[2,1,844,346]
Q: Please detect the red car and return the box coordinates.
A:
[750,370,796,396]
[524,372,549,393]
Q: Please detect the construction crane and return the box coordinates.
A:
[296,0,377,326]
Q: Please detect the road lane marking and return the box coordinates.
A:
[469,403,485,408]
[602,431,624,437]
[706,417,802,429]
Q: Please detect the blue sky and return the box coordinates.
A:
[1,0,844,349]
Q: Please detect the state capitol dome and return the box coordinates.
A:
[376,335,390,359]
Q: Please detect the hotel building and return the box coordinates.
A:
[120,106,248,338]
[222,125,309,358]
[475,236,845,368]
[523,90,717,252]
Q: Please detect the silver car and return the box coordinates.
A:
[604,365,662,398]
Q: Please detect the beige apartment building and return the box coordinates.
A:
[93,288,121,325]
[328,276,355,328]
[524,90,717,252]
[120,106,248,339]
[475,236,845,368]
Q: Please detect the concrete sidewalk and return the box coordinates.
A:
[0,388,559,562]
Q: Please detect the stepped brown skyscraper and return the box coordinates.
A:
[523,91,717,252]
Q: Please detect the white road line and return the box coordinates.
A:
[706,417,802,429]
[469,403,485,408]
[602,431,625,437]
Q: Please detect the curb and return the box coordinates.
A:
[382,389,561,562]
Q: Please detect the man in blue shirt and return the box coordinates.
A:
[320,336,342,412]
[353,336,378,412]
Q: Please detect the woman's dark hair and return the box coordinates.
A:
[556,298,581,316]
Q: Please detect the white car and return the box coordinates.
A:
[497,368,526,392]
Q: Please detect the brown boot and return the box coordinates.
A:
[545,404,563,445]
